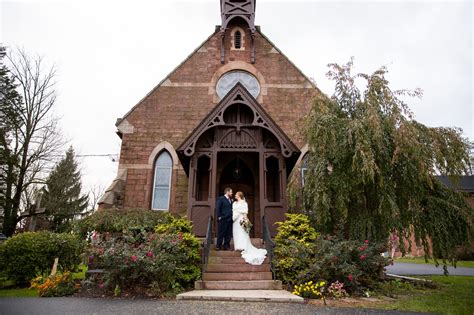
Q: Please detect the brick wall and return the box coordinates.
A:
[114,25,319,213]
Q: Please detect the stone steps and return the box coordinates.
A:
[212,238,263,247]
[209,249,242,257]
[195,280,283,290]
[176,289,303,303]
[196,237,281,293]
[208,256,270,264]
[202,272,273,281]
[206,263,270,273]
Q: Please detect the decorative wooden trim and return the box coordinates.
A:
[177,83,299,158]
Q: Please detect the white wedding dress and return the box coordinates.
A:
[232,200,267,265]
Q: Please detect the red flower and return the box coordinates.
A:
[364,239,369,244]
[178,232,183,241]
[98,283,104,289]
[360,254,367,261]
[131,255,138,262]
[348,274,353,281]
[147,251,153,258]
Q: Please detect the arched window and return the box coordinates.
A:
[230,27,245,51]
[234,31,242,49]
[152,151,172,210]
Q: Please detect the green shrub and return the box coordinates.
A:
[274,213,319,245]
[274,214,389,294]
[86,216,201,295]
[89,231,200,295]
[155,216,193,234]
[155,216,201,285]
[0,231,85,285]
[74,208,174,237]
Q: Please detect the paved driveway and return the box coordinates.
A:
[0,298,429,315]
[386,262,474,276]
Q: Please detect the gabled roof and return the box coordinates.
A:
[177,82,300,158]
[436,175,474,193]
[116,27,321,129]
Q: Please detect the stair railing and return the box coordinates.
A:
[262,215,276,280]
[201,215,213,277]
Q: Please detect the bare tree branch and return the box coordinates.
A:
[1,48,65,236]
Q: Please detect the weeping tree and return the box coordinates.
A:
[302,59,473,263]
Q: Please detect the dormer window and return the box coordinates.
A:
[231,27,245,51]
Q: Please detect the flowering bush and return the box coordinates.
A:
[292,280,326,300]
[327,280,348,299]
[86,215,201,295]
[274,214,389,294]
[0,231,85,285]
[30,271,77,297]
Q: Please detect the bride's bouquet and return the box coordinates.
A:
[240,217,253,233]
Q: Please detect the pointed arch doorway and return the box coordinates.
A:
[217,152,258,237]
[177,83,300,237]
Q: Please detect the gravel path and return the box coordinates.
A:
[0,297,429,315]
[386,262,474,276]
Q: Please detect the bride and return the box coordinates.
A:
[232,191,267,265]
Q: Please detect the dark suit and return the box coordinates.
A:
[216,195,233,249]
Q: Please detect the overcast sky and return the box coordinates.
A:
[1,0,473,197]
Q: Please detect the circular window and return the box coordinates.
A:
[216,71,260,99]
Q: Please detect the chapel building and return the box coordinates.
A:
[99,0,321,237]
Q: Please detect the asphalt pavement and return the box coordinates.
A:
[0,298,430,315]
[386,262,474,276]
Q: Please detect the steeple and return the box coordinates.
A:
[220,0,256,33]
[219,0,257,64]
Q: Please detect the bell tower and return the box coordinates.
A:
[219,0,257,64]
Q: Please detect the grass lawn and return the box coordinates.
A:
[375,276,474,314]
[0,288,38,297]
[395,257,474,268]
[0,264,87,298]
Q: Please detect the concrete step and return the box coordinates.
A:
[206,263,271,273]
[177,289,303,303]
[208,256,270,265]
[202,272,273,281]
[209,250,242,257]
[195,280,282,290]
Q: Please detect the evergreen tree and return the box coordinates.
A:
[302,59,472,264]
[0,45,23,234]
[42,146,88,232]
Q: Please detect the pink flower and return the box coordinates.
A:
[98,283,104,289]
[364,239,369,244]
[348,274,353,281]
[147,251,153,258]
[131,255,138,262]
[178,232,183,241]
[360,254,367,261]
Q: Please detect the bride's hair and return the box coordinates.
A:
[235,191,246,201]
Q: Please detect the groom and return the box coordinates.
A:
[215,187,233,250]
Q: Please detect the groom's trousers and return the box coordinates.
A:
[216,220,232,249]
